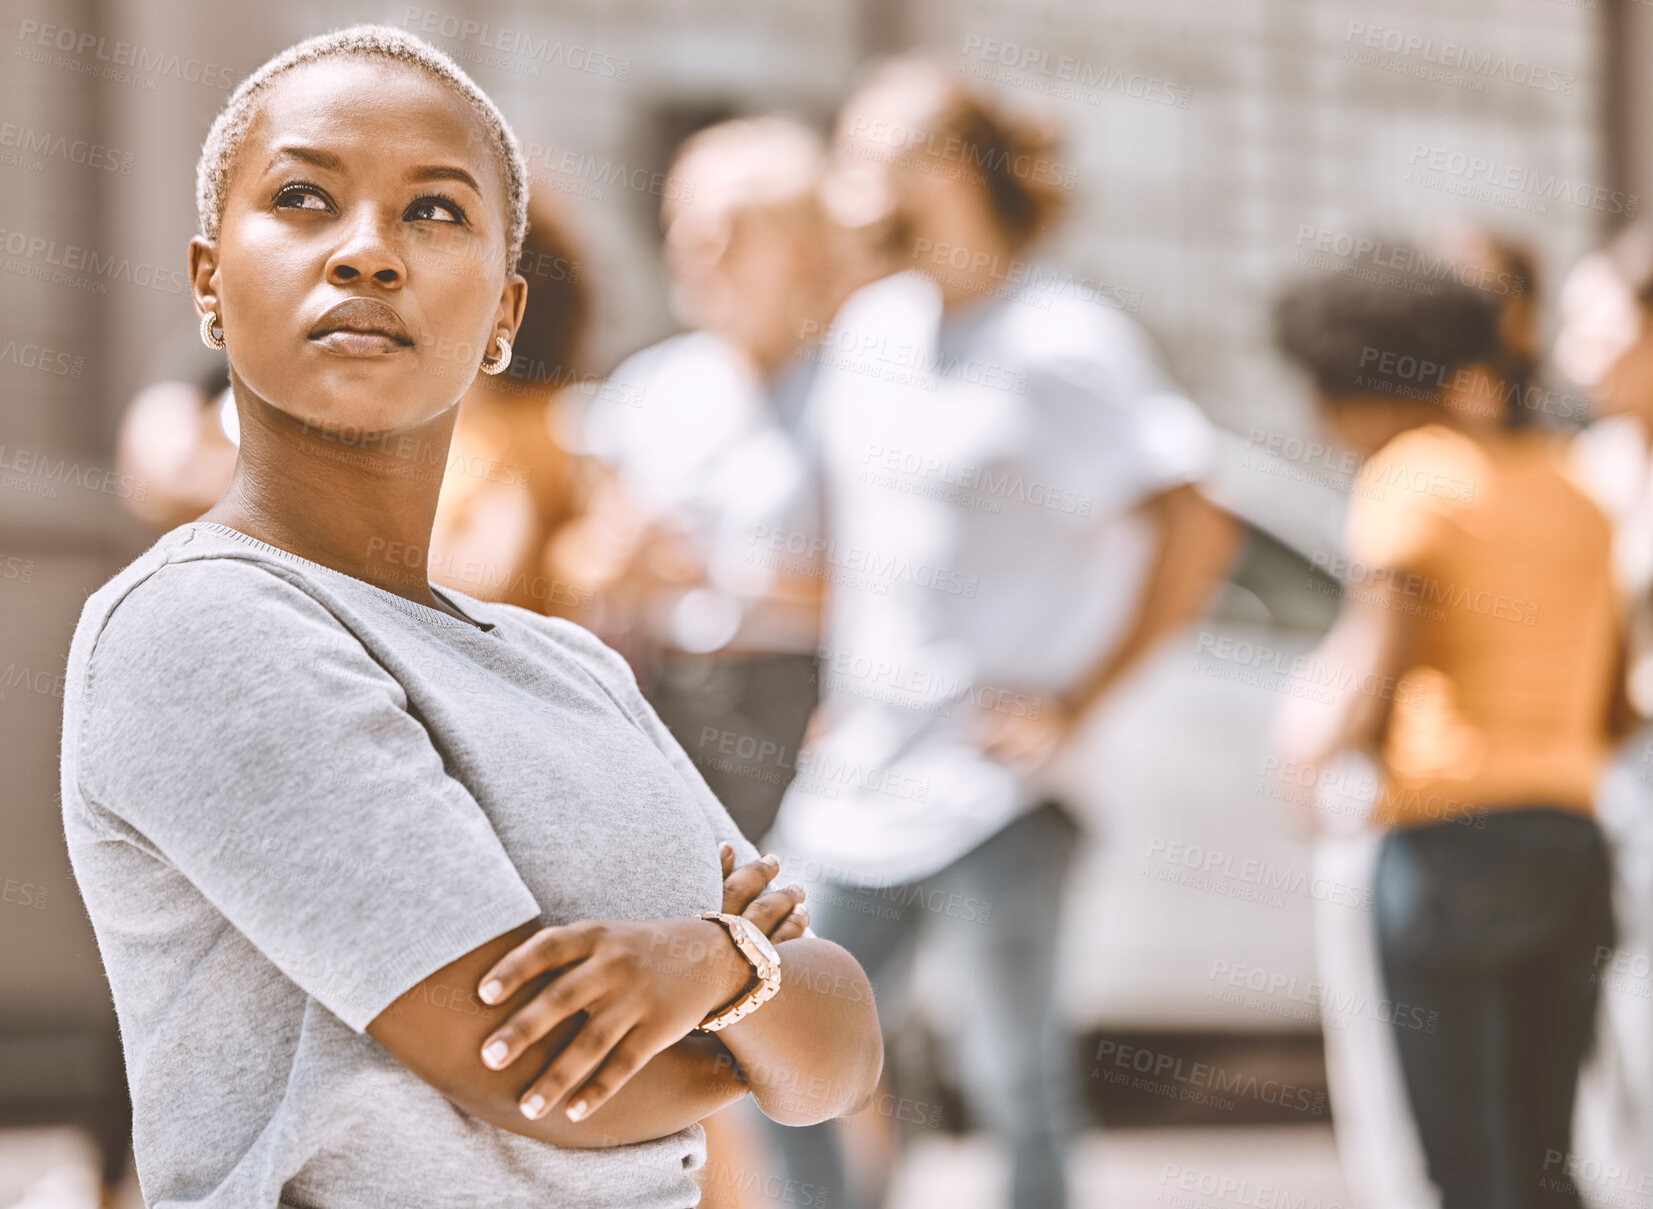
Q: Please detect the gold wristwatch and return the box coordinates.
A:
[695,911,783,1032]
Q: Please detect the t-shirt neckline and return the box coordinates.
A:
[189,521,497,633]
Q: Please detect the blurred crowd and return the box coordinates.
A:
[116,53,1653,1209]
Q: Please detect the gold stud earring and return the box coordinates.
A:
[479,335,512,375]
[200,310,226,350]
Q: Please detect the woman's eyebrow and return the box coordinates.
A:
[264,144,344,175]
[408,165,483,196]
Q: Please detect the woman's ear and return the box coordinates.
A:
[189,236,221,320]
[496,271,528,345]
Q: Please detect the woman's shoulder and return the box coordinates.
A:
[71,525,355,695]
[62,526,374,824]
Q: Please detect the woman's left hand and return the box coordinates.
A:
[719,843,809,941]
[475,915,755,1123]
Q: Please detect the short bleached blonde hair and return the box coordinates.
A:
[195,24,529,267]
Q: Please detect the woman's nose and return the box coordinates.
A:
[325,211,405,288]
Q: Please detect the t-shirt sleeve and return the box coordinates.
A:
[1028,308,1217,518]
[73,559,543,1033]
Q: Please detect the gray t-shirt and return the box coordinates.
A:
[59,521,765,1209]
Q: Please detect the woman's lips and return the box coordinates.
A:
[310,329,410,356]
[308,297,414,356]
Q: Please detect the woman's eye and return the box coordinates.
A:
[407,196,466,224]
[274,186,331,212]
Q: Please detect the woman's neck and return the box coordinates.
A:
[200,386,458,612]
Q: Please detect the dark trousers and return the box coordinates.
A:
[1374,807,1615,1209]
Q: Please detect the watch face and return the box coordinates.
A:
[735,916,781,967]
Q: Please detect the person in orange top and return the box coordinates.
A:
[1273,267,1624,1209]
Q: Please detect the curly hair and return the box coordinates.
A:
[195,24,529,268]
[1274,263,1504,411]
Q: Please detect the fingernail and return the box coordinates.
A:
[718,842,732,854]
[566,1098,590,1122]
[522,1094,546,1120]
[763,852,780,867]
[795,906,809,918]
[479,979,503,1004]
[787,883,805,895]
[482,1040,508,1069]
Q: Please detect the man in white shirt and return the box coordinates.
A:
[758,58,1239,1209]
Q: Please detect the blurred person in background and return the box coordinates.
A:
[1303,224,1550,1209]
[1273,269,1624,1209]
[1556,224,1653,1208]
[116,194,597,617]
[557,116,851,843]
[760,58,1239,1209]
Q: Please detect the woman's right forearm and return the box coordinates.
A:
[483,1030,747,1148]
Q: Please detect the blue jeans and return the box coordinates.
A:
[1375,807,1615,1209]
[760,801,1080,1209]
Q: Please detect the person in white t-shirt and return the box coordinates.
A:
[568,117,856,841]
[760,59,1239,1209]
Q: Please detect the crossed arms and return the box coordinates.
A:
[366,846,882,1147]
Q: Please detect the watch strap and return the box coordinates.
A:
[695,911,783,1032]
